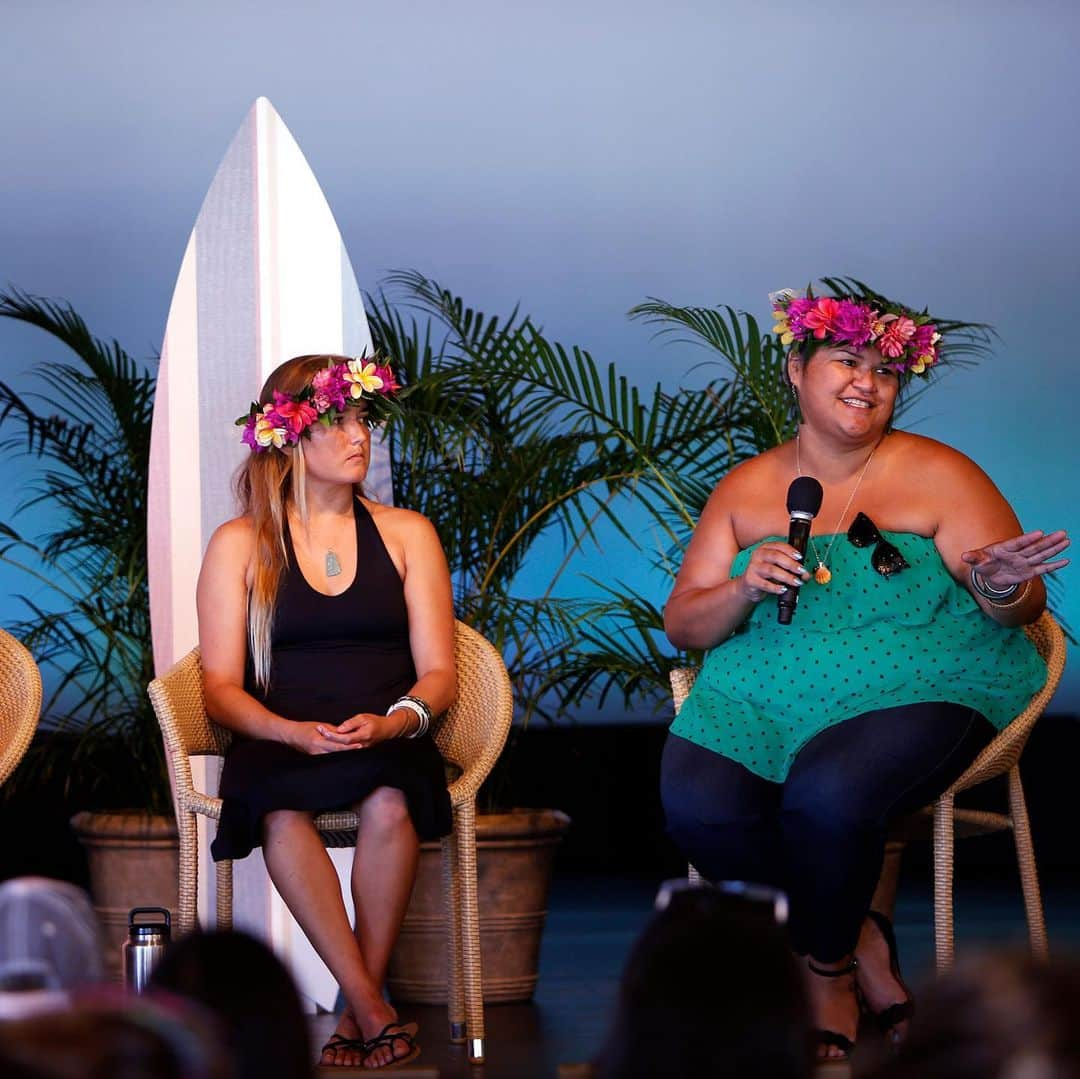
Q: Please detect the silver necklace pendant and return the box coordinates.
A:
[325,549,342,577]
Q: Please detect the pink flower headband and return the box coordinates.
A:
[770,288,941,376]
[237,355,400,453]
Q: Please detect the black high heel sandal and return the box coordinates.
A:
[863,910,915,1046]
[807,956,858,1061]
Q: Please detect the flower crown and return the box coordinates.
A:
[770,287,941,377]
[237,354,400,453]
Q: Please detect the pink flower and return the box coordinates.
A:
[833,302,876,348]
[803,298,842,339]
[312,390,332,412]
[373,365,401,394]
[311,365,349,411]
[267,392,317,438]
[877,315,918,359]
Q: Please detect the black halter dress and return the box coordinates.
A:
[210,499,452,862]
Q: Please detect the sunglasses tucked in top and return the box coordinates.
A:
[847,512,910,578]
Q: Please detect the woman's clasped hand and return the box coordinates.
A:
[287,714,410,754]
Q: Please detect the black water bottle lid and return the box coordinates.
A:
[127,906,171,940]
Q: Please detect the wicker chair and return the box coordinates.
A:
[0,629,43,788]
[669,610,1066,973]
[148,619,512,1064]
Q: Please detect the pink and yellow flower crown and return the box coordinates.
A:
[770,288,941,376]
[237,354,400,453]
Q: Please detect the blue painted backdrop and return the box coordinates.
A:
[1,1,1076,712]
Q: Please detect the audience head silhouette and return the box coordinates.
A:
[596,882,811,1079]
[148,928,313,1079]
[868,951,1080,1079]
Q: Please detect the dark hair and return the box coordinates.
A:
[0,996,228,1079]
[866,951,1080,1079]
[148,929,312,1079]
[595,888,811,1079]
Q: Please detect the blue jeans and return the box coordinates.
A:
[660,702,995,960]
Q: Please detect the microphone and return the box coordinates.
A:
[778,476,823,625]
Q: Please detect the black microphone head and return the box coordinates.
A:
[786,476,823,517]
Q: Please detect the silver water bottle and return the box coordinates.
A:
[122,907,171,992]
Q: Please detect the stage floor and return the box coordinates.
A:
[313,868,1080,1078]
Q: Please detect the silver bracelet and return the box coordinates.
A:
[400,694,433,736]
[970,568,1019,601]
[386,696,431,739]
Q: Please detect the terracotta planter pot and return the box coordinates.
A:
[388,808,570,1004]
[70,810,179,980]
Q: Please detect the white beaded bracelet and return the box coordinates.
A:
[386,697,431,739]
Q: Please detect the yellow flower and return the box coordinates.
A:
[772,312,793,345]
[255,417,287,448]
[345,359,385,397]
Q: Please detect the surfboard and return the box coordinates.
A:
[148,97,388,1010]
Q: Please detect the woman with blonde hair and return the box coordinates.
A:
[197,353,455,1069]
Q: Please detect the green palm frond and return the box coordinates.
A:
[629,299,795,455]
[366,273,751,744]
[0,289,163,812]
[549,578,701,712]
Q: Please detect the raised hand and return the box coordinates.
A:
[961,529,1070,590]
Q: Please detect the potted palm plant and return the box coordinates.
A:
[0,289,174,975]
[365,272,739,1002]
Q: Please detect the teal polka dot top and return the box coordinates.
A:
[669,529,1047,783]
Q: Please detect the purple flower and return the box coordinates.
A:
[911,322,938,357]
[833,302,875,347]
[786,297,815,338]
[241,413,261,450]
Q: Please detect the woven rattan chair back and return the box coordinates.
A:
[436,620,514,786]
[151,648,232,759]
[0,629,43,788]
[946,611,1065,793]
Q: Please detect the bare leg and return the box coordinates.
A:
[350,786,420,1068]
[261,809,396,1068]
[855,913,913,1045]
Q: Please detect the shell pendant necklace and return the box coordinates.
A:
[796,433,880,585]
[296,509,350,578]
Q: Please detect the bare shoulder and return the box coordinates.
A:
[709,444,789,501]
[363,499,438,540]
[205,515,256,558]
[362,501,445,573]
[703,444,794,542]
[886,431,999,490]
[198,515,255,597]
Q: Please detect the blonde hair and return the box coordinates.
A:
[235,354,362,689]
